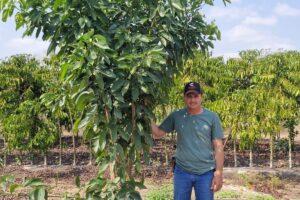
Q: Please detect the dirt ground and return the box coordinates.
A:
[1,165,299,199]
[0,132,300,199]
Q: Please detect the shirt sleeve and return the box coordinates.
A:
[158,112,175,133]
[212,113,224,140]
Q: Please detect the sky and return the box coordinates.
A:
[1,0,300,60]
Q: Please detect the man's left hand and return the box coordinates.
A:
[210,171,223,192]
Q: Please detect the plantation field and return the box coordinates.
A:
[1,136,299,199]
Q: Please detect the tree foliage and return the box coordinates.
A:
[0,55,58,156]
[1,0,228,198]
[167,50,300,153]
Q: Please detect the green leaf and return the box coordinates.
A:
[79,105,96,129]
[111,79,126,92]
[9,183,20,194]
[102,94,112,109]
[78,17,86,29]
[147,72,161,83]
[29,187,47,200]
[95,73,104,90]
[121,81,130,95]
[129,191,142,200]
[160,37,167,46]
[93,133,106,153]
[75,90,93,111]
[100,69,116,78]
[135,134,142,150]
[98,162,109,174]
[0,0,9,10]
[60,63,69,80]
[93,34,110,50]
[73,117,81,133]
[131,87,139,101]
[54,0,66,10]
[141,86,149,94]
[113,93,125,102]
[89,50,97,60]
[15,12,25,30]
[160,32,173,42]
[120,132,130,142]
[171,0,184,11]
[75,176,80,188]
[81,29,94,41]
[113,108,122,119]
[139,35,152,43]
[23,178,44,187]
[47,40,57,55]
[111,127,118,142]
[116,144,125,161]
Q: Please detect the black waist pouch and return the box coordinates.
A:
[171,156,176,173]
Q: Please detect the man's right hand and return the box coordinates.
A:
[150,120,166,139]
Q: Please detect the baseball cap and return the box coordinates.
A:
[184,81,203,95]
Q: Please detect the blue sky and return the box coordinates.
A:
[205,0,300,58]
[1,0,300,59]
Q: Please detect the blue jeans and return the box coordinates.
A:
[174,165,214,200]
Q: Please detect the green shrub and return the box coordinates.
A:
[246,194,276,200]
[146,184,173,200]
[215,190,241,199]
[274,138,289,152]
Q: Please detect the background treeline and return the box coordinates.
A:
[0,50,299,169]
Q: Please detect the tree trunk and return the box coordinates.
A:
[288,135,292,169]
[44,151,47,166]
[30,151,34,165]
[67,104,76,166]
[249,147,253,167]
[58,121,62,166]
[3,137,7,166]
[72,133,76,166]
[126,103,136,178]
[18,150,23,165]
[89,139,92,165]
[270,135,274,168]
[234,138,237,167]
[223,128,232,149]
[164,137,168,166]
[162,105,168,166]
[105,107,115,180]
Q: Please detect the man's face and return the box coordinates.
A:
[184,92,202,110]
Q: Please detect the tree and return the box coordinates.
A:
[0,54,58,166]
[253,51,300,168]
[1,0,229,198]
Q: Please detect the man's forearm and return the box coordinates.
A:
[151,120,166,139]
[214,140,224,174]
[211,139,224,192]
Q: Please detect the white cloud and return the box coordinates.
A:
[242,16,277,26]
[258,39,295,50]
[274,3,300,16]
[223,24,295,51]
[206,6,257,20]
[212,52,240,60]
[227,25,263,42]
[4,37,49,58]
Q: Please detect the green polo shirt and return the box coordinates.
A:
[159,108,224,175]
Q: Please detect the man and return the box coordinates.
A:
[151,81,224,200]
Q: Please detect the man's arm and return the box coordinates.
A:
[150,120,166,139]
[211,139,224,192]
